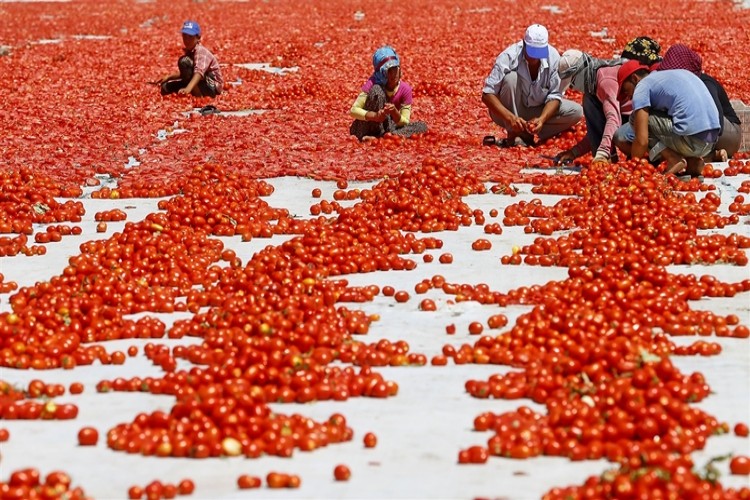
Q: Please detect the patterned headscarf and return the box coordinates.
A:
[657,44,702,76]
[621,36,662,65]
[371,46,400,86]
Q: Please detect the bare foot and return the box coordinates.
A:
[362,135,377,142]
[664,159,687,175]
[714,149,728,162]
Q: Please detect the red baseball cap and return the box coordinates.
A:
[617,60,649,100]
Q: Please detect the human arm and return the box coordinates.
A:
[630,108,650,159]
[482,92,527,132]
[557,137,592,163]
[158,72,181,84]
[481,45,526,131]
[593,72,624,162]
[178,72,203,95]
[526,99,561,135]
[350,92,386,122]
[384,103,409,126]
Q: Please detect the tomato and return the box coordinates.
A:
[730,456,750,475]
[77,427,99,446]
[237,475,262,489]
[468,322,484,335]
[735,423,749,437]
[438,253,454,264]
[333,464,351,481]
[266,472,287,489]
[419,299,437,311]
[177,479,195,495]
[363,432,377,448]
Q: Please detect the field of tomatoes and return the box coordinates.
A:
[1,0,750,499]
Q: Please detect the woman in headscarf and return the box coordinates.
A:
[349,46,428,141]
[554,50,625,165]
[657,44,742,161]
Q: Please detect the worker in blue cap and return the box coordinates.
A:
[156,20,224,99]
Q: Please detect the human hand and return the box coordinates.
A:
[384,103,399,120]
[368,109,387,123]
[556,150,576,165]
[525,118,544,134]
[591,152,610,165]
[508,115,527,133]
[177,87,189,95]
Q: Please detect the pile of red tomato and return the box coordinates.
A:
[1,0,750,498]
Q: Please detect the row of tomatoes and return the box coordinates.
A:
[1,156,749,498]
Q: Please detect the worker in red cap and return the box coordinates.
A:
[613,60,720,178]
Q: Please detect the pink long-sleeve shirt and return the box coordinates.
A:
[573,65,631,159]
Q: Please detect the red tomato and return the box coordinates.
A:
[730,456,750,475]
[363,432,377,448]
[77,427,99,446]
[333,464,351,481]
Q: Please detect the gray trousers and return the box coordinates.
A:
[715,119,741,159]
[489,71,583,141]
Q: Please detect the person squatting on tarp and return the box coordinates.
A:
[349,46,428,141]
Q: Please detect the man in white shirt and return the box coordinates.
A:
[482,24,583,146]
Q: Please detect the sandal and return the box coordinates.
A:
[199,104,220,116]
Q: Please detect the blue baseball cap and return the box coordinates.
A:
[181,20,201,37]
[523,24,549,60]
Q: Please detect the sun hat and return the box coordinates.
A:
[617,59,649,99]
[621,36,661,65]
[558,49,583,78]
[181,20,201,37]
[523,24,549,60]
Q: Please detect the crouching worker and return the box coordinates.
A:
[613,60,720,178]
[350,46,428,141]
[157,21,223,98]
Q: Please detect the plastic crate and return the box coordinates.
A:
[732,100,750,152]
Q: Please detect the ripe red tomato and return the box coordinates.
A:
[237,475,262,489]
[735,423,749,437]
[77,427,99,446]
[730,456,750,475]
[363,432,377,448]
[438,253,453,264]
[333,464,351,481]
[177,479,195,495]
[419,299,436,311]
[468,322,484,335]
[394,291,409,303]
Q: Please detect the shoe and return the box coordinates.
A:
[199,104,220,116]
